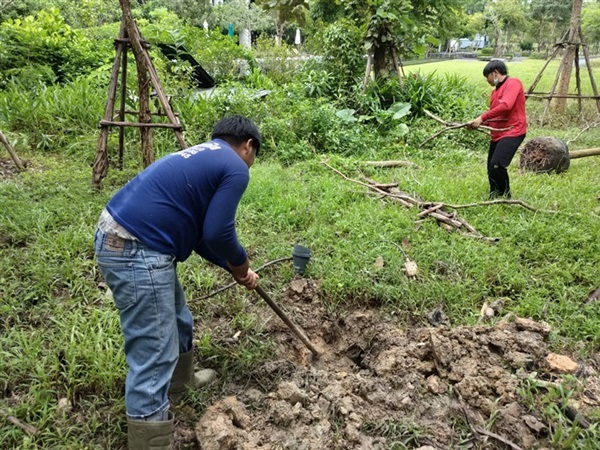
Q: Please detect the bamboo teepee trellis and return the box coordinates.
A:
[526,27,600,126]
[92,0,187,189]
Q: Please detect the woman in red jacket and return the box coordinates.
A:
[469,60,527,198]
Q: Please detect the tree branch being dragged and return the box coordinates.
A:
[419,109,512,148]
[320,159,546,242]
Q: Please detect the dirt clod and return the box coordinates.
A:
[546,353,579,374]
[192,280,598,449]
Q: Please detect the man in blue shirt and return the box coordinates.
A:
[94,115,260,449]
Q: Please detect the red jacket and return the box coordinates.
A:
[481,77,527,142]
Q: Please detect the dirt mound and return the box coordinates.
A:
[191,279,598,449]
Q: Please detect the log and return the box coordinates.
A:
[571,148,600,159]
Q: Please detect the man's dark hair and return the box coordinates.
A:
[212,115,261,156]
[483,60,508,77]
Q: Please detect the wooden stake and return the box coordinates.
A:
[579,27,600,114]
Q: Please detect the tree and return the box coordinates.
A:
[1,0,121,27]
[209,0,272,34]
[308,0,344,24]
[162,0,212,27]
[529,0,572,54]
[340,0,464,80]
[483,0,527,56]
[582,1,600,52]
[555,0,583,112]
[255,0,309,44]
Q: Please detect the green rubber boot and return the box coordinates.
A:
[169,350,216,404]
[127,411,174,450]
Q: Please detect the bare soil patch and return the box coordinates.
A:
[0,157,25,179]
[178,279,599,449]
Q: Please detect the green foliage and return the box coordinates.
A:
[582,2,600,47]
[256,0,309,37]
[0,77,105,152]
[158,0,212,28]
[311,18,365,94]
[209,0,272,33]
[0,8,105,86]
[253,35,303,85]
[142,23,255,85]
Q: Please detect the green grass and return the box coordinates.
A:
[1,57,599,448]
[406,58,600,96]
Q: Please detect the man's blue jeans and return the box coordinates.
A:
[94,228,194,420]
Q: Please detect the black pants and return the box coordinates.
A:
[487,134,526,198]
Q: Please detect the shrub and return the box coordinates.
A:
[394,72,487,120]
[529,52,548,60]
[479,47,494,56]
[520,41,534,52]
[253,35,303,85]
[0,77,105,152]
[311,19,365,94]
[0,8,106,87]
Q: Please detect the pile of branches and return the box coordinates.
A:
[321,160,542,242]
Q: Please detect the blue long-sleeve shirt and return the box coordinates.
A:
[107,139,249,268]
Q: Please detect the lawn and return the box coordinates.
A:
[1,56,599,448]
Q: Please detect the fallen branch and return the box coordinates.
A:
[587,286,600,304]
[420,109,512,148]
[559,401,591,429]
[570,148,600,159]
[0,408,40,436]
[190,256,292,302]
[320,159,493,240]
[0,130,25,171]
[441,199,547,213]
[565,120,600,147]
[363,160,420,169]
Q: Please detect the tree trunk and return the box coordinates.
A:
[493,28,502,57]
[555,0,583,113]
[373,46,387,79]
[537,17,544,52]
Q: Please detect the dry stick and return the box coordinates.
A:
[423,109,510,132]
[473,426,525,450]
[460,405,525,450]
[442,199,543,213]
[566,120,600,147]
[363,160,420,169]
[0,131,25,170]
[321,159,482,233]
[190,256,292,302]
[420,110,512,147]
[0,409,40,436]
